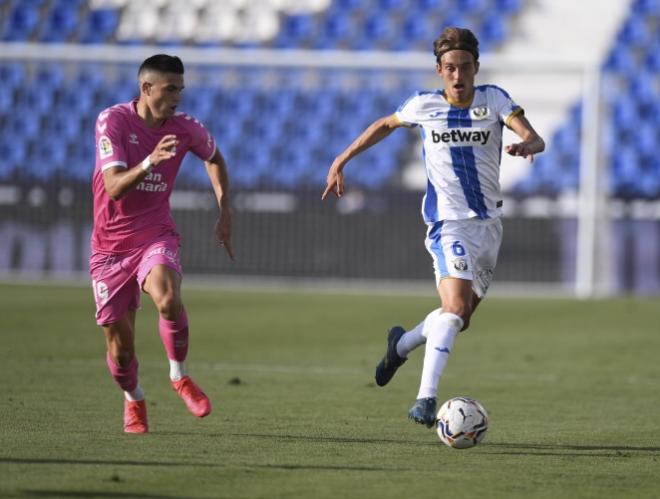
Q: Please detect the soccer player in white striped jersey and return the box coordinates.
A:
[322,27,545,428]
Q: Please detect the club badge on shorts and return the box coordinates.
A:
[453,258,469,271]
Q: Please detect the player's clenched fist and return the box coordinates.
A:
[149,134,179,166]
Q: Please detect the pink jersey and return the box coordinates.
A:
[92,100,216,253]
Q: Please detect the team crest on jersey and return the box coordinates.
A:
[98,136,113,159]
[453,258,469,271]
[129,133,139,145]
[470,106,490,120]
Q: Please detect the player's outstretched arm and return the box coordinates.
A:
[505,114,545,161]
[103,134,179,200]
[205,148,234,260]
[322,114,401,200]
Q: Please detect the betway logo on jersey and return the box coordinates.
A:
[431,128,491,146]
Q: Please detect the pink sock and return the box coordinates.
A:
[106,352,138,392]
[159,308,189,361]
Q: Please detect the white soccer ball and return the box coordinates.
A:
[436,396,489,449]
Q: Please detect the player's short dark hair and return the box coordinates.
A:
[138,54,184,77]
[433,27,479,63]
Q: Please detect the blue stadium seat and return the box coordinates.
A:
[645,44,660,72]
[0,84,13,113]
[632,0,659,15]
[377,0,408,11]
[39,1,81,42]
[635,122,658,157]
[480,14,508,47]
[616,14,651,48]
[34,65,66,89]
[56,86,96,115]
[8,113,40,140]
[494,0,522,13]
[629,71,657,106]
[360,14,396,49]
[416,0,452,10]
[16,87,55,115]
[2,3,40,41]
[33,139,68,176]
[78,8,120,44]
[603,48,636,73]
[456,0,490,14]
[611,148,643,197]
[75,66,106,90]
[314,12,356,48]
[0,137,27,178]
[400,14,433,45]
[0,63,25,88]
[67,143,95,182]
[273,14,316,48]
[42,111,80,142]
[334,0,364,10]
[109,82,137,105]
[265,144,312,188]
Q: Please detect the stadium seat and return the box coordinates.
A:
[39,1,81,42]
[629,71,657,106]
[274,14,316,47]
[400,14,433,46]
[603,48,636,73]
[480,15,508,47]
[79,8,120,44]
[416,0,452,10]
[0,63,25,89]
[0,137,27,179]
[456,0,489,14]
[33,139,68,175]
[2,3,41,41]
[0,85,13,113]
[616,14,651,48]
[494,0,522,13]
[645,45,660,72]
[631,0,659,15]
[376,0,408,12]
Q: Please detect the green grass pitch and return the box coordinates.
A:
[1,283,659,499]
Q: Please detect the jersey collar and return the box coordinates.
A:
[442,90,474,109]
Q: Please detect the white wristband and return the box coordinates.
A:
[141,157,154,173]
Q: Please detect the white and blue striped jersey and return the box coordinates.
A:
[395,85,522,223]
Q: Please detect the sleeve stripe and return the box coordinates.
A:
[101,161,127,172]
[505,107,524,128]
[394,112,416,128]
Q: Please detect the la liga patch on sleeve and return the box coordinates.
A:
[98,136,114,159]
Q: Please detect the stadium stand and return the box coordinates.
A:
[0,0,656,196]
[0,0,526,186]
[513,0,659,199]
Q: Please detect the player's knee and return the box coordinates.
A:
[441,305,473,331]
[155,292,182,321]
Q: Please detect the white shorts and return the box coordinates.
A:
[424,217,503,298]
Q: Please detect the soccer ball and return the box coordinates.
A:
[436,396,489,449]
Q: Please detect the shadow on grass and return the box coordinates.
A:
[20,491,190,499]
[2,456,408,473]
[0,457,217,468]
[229,432,438,447]
[483,442,660,457]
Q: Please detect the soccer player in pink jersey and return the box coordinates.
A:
[90,54,234,433]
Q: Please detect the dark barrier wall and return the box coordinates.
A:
[0,182,567,284]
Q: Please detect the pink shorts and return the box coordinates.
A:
[90,236,182,325]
